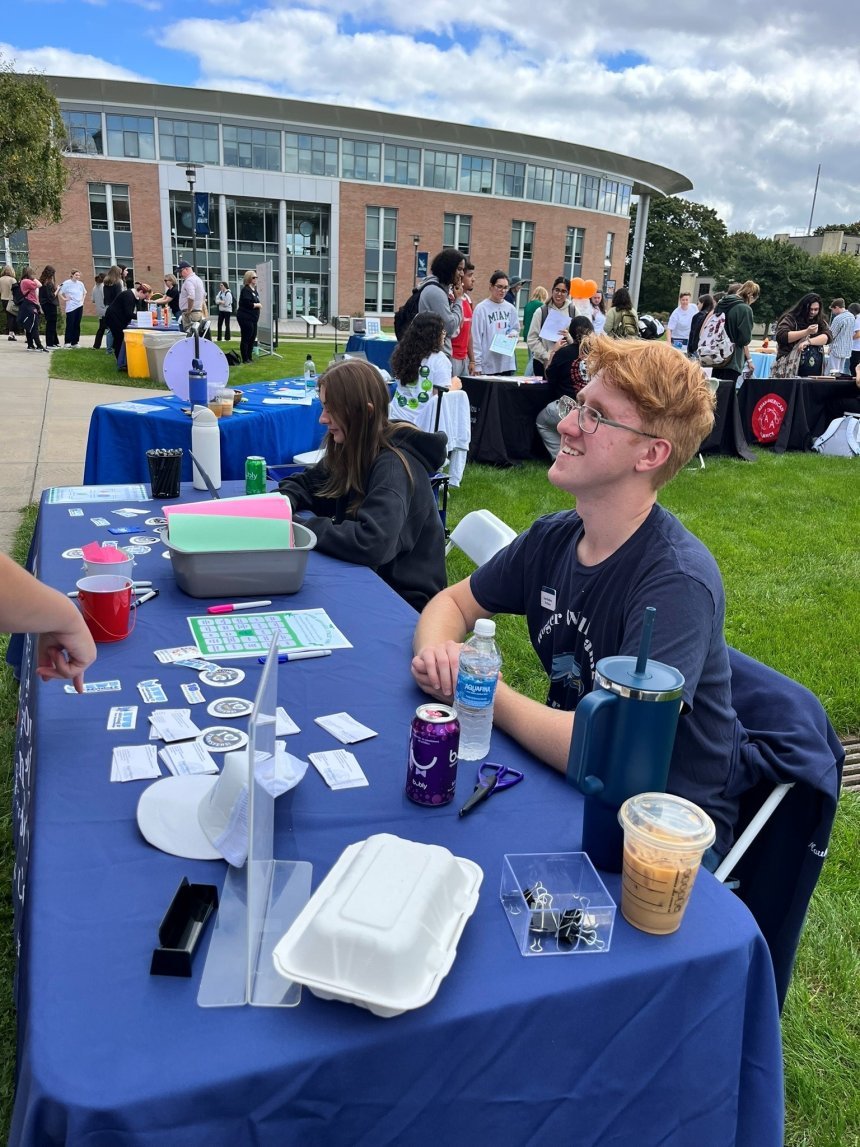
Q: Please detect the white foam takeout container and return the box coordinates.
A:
[272,833,483,1017]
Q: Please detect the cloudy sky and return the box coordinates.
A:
[4,0,858,236]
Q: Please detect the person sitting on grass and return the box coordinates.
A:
[278,359,447,611]
[412,337,742,866]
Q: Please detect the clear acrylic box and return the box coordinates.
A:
[501,852,615,956]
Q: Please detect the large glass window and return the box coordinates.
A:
[365,207,397,313]
[223,125,281,171]
[285,132,338,176]
[510,220,535,263]
[460,154,493,194]
[383,144,420,186]
[158,119,219,164]
[578,174,600,210]
[106,115,155,159]
[88,183,134,278]
[61,110,103,155]
[526,165,554,202]
[618,184,632,215]
[342,139,381,181]
[424,150,458,190]
[443,213,471,255]
[495,160,526,199]
[553,169,579,206]
[565,226,585,278]
[600,179,625,214]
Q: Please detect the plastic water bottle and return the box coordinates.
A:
[191,406,222,492]
[455,619,502,760]
[304,354,317,381]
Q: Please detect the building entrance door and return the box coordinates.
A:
[293,284,320,319]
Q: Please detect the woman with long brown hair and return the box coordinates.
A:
[278,360,447,610]
[39,266,59,347]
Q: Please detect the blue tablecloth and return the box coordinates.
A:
[751,352,775,379]
[346,333,397,372]
[83,381,325,484]
[10,484,784,1147]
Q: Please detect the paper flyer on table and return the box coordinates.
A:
[187,608,352,660]
[489,329,519,357]
[47,484,148,504]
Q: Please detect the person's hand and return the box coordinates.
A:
[449,377,462,391]
[411,641,463,701]
[807,323,818,336]
[35,619,97,693]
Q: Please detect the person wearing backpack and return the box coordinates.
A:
[710,281,760,382]
[604,287,639,339]
[416,248,465,359]
[527,276,574,377]
[687,294,715,359]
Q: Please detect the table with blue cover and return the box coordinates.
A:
[750,351,775,379]
[83,381,325,484]
[10,484,784,1147]
[345,333,397,372]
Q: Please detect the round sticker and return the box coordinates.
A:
[145,517,167,527]
[62,548,84,560]
[129,535,159,546]
[198,726,249,752]
[122,545,151,555]
[207,697,254,718]
[199,666,246,688]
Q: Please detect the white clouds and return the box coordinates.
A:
[0,41,146,81]
[5,1,860,234]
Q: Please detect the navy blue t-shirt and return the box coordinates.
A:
[470,505,739,855]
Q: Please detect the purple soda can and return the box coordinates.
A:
[406,703,460,806]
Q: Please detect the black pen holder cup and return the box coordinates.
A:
[147,449,183,499]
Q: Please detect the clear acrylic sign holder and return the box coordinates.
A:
[198,636,312,1007]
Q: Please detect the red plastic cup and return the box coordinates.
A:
[76,575,135,643]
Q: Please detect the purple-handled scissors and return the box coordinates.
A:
[458,762,524,818]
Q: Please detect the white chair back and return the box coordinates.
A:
[449,510,517,567]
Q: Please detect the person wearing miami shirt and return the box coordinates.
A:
[58,269,86,347]
[450,260,475,377]
[471,271,519,375]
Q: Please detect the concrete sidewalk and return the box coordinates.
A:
[0,338,161,554]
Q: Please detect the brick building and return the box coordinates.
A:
[13,76,691,322]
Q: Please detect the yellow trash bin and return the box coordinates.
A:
[125,329,150,379]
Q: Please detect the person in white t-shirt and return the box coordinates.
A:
[667,292,695,352]
[58,269,87,348]
[390,312,461,425]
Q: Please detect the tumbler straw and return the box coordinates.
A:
[634,606,656,676]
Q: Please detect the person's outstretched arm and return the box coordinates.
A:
[0,554,97,692]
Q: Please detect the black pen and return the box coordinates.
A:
[134,589,160,607]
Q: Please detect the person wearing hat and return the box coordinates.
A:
[177,261,206,331]
[505,277,523,308]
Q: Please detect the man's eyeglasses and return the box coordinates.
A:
[557,395,660,438]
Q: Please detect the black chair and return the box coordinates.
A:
[720,648,844,1010]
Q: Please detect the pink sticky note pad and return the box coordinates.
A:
[163,494,292,522]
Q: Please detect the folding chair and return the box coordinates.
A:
[446,510,517,566]
[720,648,844,1010]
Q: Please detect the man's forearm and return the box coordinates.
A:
[413,589,470,653]
[492,681,574,772]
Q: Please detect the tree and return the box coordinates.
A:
[814,254,860,306]
[813,221,860,237]
[627,195,729,313]
[0,58,66,238]
[719,233,816,326]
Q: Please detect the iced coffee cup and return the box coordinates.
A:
[618,793,715,935]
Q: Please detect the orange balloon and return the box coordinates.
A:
[569,277,585,297]
[583,279,598,296]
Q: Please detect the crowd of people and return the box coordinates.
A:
[0,261,262,359]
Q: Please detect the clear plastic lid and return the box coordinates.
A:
[618,792,716,853]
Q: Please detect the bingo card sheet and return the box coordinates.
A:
[187,609,351,660]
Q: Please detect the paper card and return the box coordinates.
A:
[46,485,148,504]
[111,744,161,783]
[538,308,573,343]
[180,682,206,705]
[107,705,138,731]
[314,712,377,744]
[154,646,201,663]
[64,679,121,694]
[174,657,213,671]
[115,508,150,516]
[490,329,519,357]
[68,508,84,517]
[159,740,218,776]
[90,517,110,526]
[148,708,202,743]
[276,707,301,736]
[138,679,168,704]
[308,749,369,790]
[163,493,293,521]
[149,708,191,739]
[166,513,294,554]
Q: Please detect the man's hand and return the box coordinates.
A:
[411,640,464,701]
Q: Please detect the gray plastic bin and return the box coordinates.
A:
[145,332,186,385]
[163,522,317,597]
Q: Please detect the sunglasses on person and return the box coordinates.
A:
[557,395,660,438]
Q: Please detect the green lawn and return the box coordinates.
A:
[0,443,858,1143]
